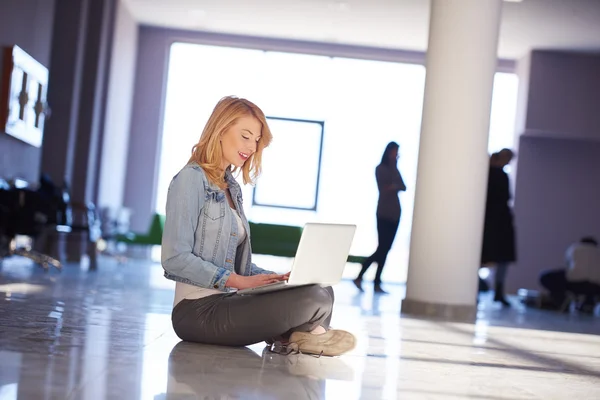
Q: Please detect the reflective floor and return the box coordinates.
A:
[1,256,600,400]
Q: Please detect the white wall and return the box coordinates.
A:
[511,136,600,293]
[97,0,138,210]
[524,51,600,141]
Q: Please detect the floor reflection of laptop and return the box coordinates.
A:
[237,223,357,296]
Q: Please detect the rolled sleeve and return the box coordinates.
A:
[211,268,232,289]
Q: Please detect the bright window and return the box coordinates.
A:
[156,42,518,284]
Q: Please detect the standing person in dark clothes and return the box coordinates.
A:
[354,142,406,294]
[481,148,516,307]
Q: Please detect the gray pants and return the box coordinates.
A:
[172,285,334,346]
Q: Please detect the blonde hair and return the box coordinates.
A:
[188,96,272,188]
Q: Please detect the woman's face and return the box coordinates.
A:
[221,116,262,170]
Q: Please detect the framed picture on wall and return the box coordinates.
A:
[252,116,324,211]
[0,45,49,147]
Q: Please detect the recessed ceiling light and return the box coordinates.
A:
[329,1,349,11]
[190,9,206,18]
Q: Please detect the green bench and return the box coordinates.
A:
[114,217,366,265]
[115,213,165,246]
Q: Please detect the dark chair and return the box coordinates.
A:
[0,183,61,270]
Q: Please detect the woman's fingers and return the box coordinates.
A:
[253,274,287,288]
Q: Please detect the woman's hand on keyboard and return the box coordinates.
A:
[226,273,287,289]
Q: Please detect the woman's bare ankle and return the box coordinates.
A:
[310,325,327,335]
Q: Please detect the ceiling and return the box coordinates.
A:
[122,0,600,59]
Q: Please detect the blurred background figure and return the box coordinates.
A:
[540,236,600,314]
[354,141,406,294]
[480,148,516,307]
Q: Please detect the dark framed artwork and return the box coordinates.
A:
[252,116,324,211]
[0,45,49,147]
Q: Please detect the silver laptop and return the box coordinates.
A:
[237,222,357,296]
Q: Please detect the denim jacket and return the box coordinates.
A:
[161,163,275,291]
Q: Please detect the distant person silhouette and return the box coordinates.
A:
[540,236,600,313]
[354,142,406,294]
[481,148,516,307]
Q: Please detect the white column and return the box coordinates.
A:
[403,0,503,318]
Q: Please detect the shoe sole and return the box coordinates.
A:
[289,329,356,357]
